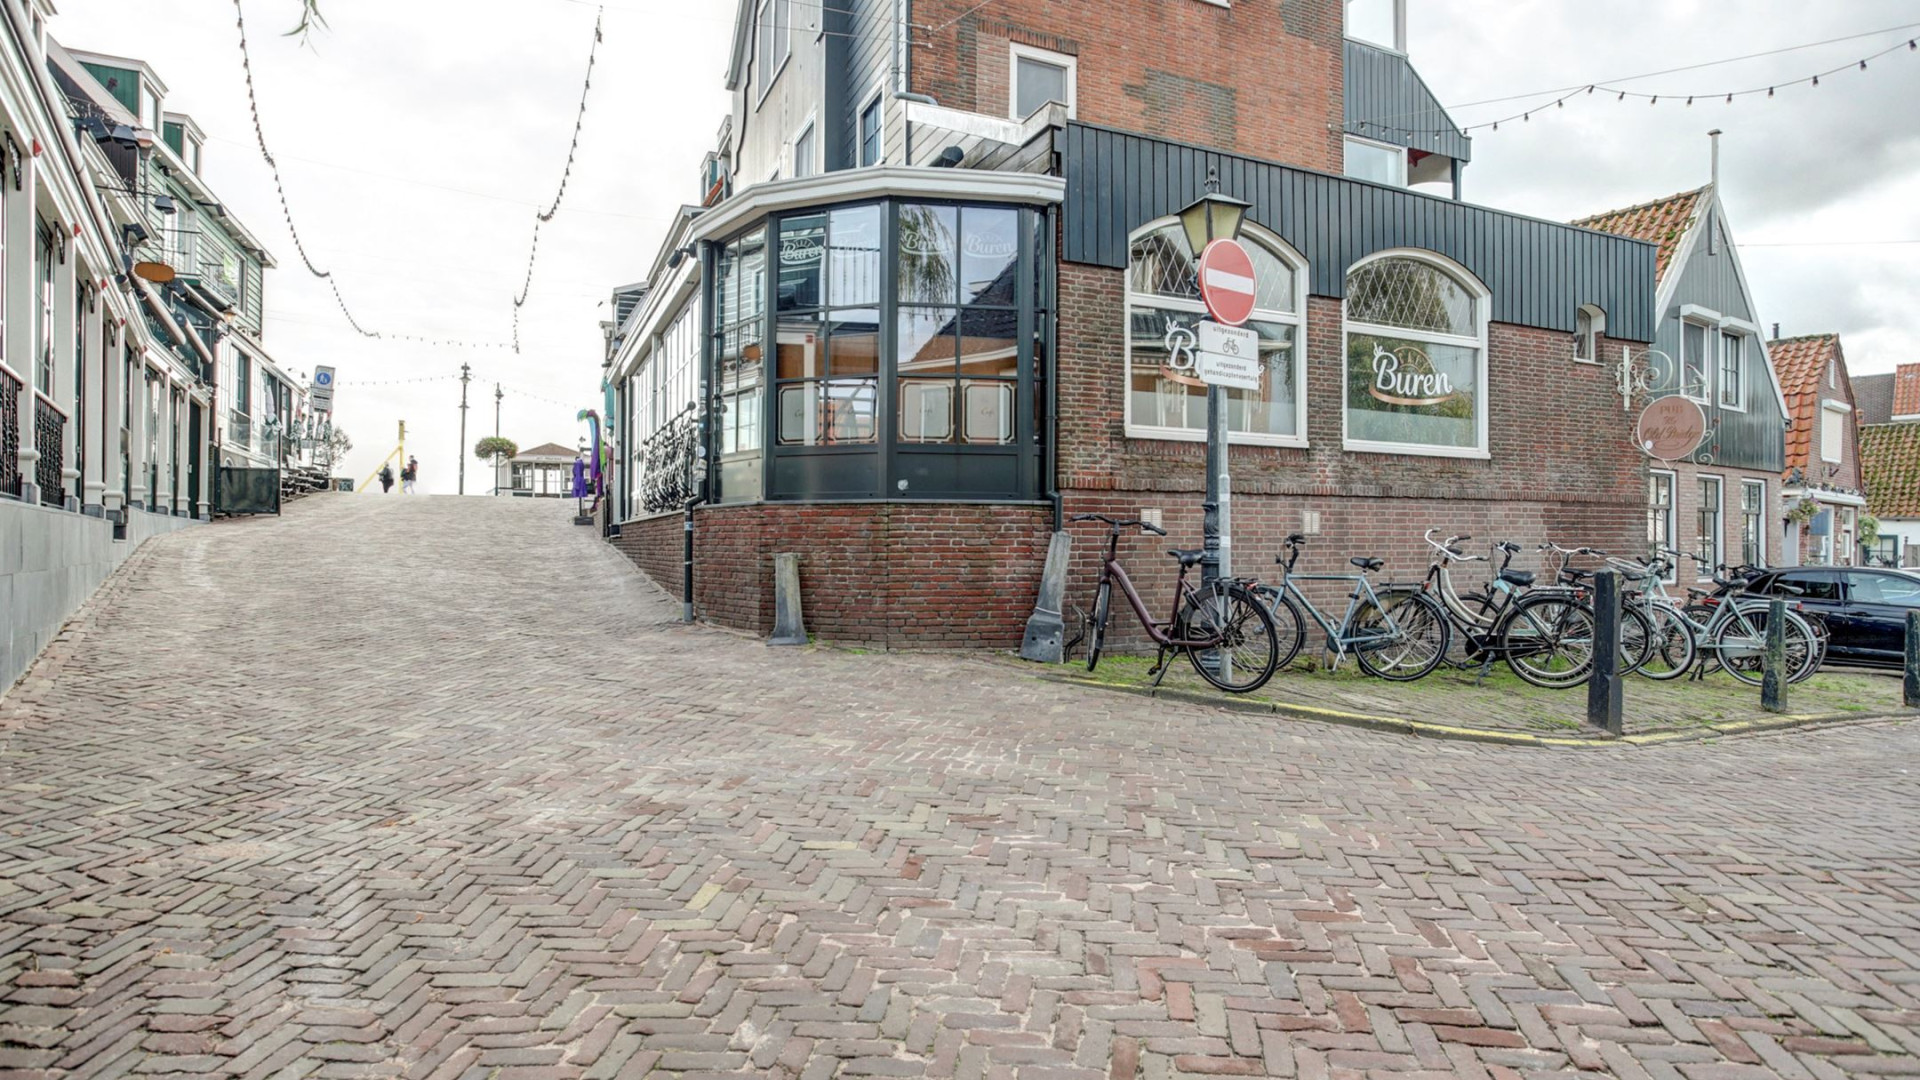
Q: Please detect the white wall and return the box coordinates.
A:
[0,499,196,693]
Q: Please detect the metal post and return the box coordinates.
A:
[1587,570,1623,735]
[457,363,471,495]
[1905,610,1920,709]
[1761,597,1788,713]
[1202,386,1228,586]
[493,383,503,496]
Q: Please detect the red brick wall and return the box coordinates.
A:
[910,0,1344,171]
[613,503,1052,648]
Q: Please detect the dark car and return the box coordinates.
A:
[1747,567,1920,667]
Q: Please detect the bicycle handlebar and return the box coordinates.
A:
[1069,513,1167,536]
[1423,528,1484,562]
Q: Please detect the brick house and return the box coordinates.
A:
[601,0,1658,648]
[1770,334,1867,565]
[1574,181,1791,581]
[1856,363,1920,566]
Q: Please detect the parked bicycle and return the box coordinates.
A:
[1252,534,1450,681]
[1408,532,1606,689]
[1645,550,1821,685]
[1068,514,1280,693]
[1537,541,1658,677]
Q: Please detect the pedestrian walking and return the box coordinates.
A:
[379,464,394,494]
[403,456,419,495]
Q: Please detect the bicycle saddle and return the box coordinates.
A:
[1499,568,1535,587]
[1350,556,1385,572]
[1168,549,1205,568]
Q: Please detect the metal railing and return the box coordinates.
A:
[0,367,18,498]
[34,394,65,507]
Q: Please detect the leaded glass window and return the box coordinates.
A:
[1343,254,1487,454]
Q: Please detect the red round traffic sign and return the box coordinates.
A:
[1197,239,1258,327]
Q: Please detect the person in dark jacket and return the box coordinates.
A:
[379,463,395,493]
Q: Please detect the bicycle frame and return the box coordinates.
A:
[1268,564,1403,661]
[1094,535,1221,650]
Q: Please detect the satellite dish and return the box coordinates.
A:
[132,261,175,283]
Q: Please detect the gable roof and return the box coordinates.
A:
[1854,373,1895,426]
[1860,422,1920,519]
[1571,187,1705,284]
[514,442,580,462]
[1770,334,1844,473]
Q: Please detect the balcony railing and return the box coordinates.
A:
[34,393,65,507]
[1,367,18,498]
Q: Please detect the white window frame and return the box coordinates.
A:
[1679,318,1713,405]
[1123,218,1309,449]
[791,117,816,179]
[1649,468,1678,583]
[1341,249,1492,460]
[1741,478,1767,568]
[1696,474,1724,580]
[1820,402,1848,464]
[1342,135,1408,187]
[755,0,792,105]
[1009,42,1076,120]
[1574,304,1605,364]
[857,85,885,168]
[1717,329,1746,413]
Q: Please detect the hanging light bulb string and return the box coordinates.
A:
[1349,33,1919,141]
[513,6,606,355]
[233,0,512,349]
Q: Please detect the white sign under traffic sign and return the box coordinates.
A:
[1195,321,1261,391]
[310,365,336,412]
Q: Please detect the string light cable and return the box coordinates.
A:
[512,6,606,355]
[233,0,511,348]
[1345,27,1920,142]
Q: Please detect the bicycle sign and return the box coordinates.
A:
[1196,321,1260,390]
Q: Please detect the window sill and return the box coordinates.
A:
[1342,439,1490,461]
[1124,426,1308,450]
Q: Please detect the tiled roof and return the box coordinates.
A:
[1572,186,1706,284]
[1897,363,1920,419]
[514,442,579,461]
[1769,334,1842,475]
[1861,422,1920,518]
[1855,373,1894,426]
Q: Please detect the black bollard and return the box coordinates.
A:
[1587,570,1624,735]
[1761,597,1788,713]
[1906,610,1920,709]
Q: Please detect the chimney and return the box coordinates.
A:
[1706,130,1722,257]
[1773,322,1780,340]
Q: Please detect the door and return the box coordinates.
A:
[1838,570,1920,663]
[187,403,203,517]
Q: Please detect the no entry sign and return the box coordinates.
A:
[1197,239,1258,327]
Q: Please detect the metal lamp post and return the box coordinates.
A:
[1175,176,1252,587]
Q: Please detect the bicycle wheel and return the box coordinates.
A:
[1179,582,1280,693]
[1085,582,1111,673]
[1713,605,1813,687]
[1353,591,1451,682]
[1618,604,1657,677]
[1635,604,1698,681]
[1253,585,1308,672]
[1502,594,1595,689]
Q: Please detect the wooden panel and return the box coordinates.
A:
[1342,41,1472,162]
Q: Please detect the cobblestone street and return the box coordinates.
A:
[4,495,1920,1080]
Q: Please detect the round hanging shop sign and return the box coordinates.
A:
[1196,239,1258,326]
[1635,395,1707,460]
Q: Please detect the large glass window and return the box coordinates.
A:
[35,218,53,391]
[714,229,766,456]
[1126,220,1304,444]
[1343,254,1486,455]
[776,206,880,446]
[1343,138,1406,187]
[897,204,1020,445]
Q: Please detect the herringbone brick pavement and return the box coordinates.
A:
[2,495,1918,1080]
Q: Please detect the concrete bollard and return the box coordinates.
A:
[1906,610,1920,709]
[1020,532,1074,663]
[1761,597,1788,713]
[768,553,807,646]
[1586,570,1624,735]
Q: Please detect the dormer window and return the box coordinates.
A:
[1345,0,1406,51]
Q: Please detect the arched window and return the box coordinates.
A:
[1125,219,1307,444]
[1575,304,1605,363]
[1342,251,1489,456]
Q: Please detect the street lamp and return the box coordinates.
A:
[1174,171,1252,588]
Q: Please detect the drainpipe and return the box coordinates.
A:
[683,488,707,623]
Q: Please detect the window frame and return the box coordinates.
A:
[857,87,884,168]
[1573,305,1604,364]
[1009,42,1076,120]
[1741,478,1767,568]
[1648,468,1677,583]
[1717,329,1746,413]
[1342,135,1408,188]
[1696,474,1724,580]
[1820,403,1847,464]
[755,0,792,105]
[1341,248,1492,460]
[1679,318,1712,404]
[1122,217,1310,449]
[791,117,817,180]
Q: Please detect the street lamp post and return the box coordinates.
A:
[1175,173,1252,589]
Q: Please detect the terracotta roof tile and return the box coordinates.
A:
[1861,422,1920,519]
[1572,187,1706,284]
[1896,363,1920,419]
[1769,334,1841,475]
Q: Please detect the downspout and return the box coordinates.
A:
[683,490,707,623]
[1045,207,1061,531]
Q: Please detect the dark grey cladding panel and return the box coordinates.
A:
[1059,123,1657,341]
[1343,40,1472,162]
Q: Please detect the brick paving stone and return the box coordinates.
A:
[0,495,1918,1079]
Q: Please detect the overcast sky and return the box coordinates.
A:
[46,1,1920,493]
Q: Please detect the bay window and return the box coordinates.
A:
[1342,252,1488,456]
[1125,219,1305,445]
